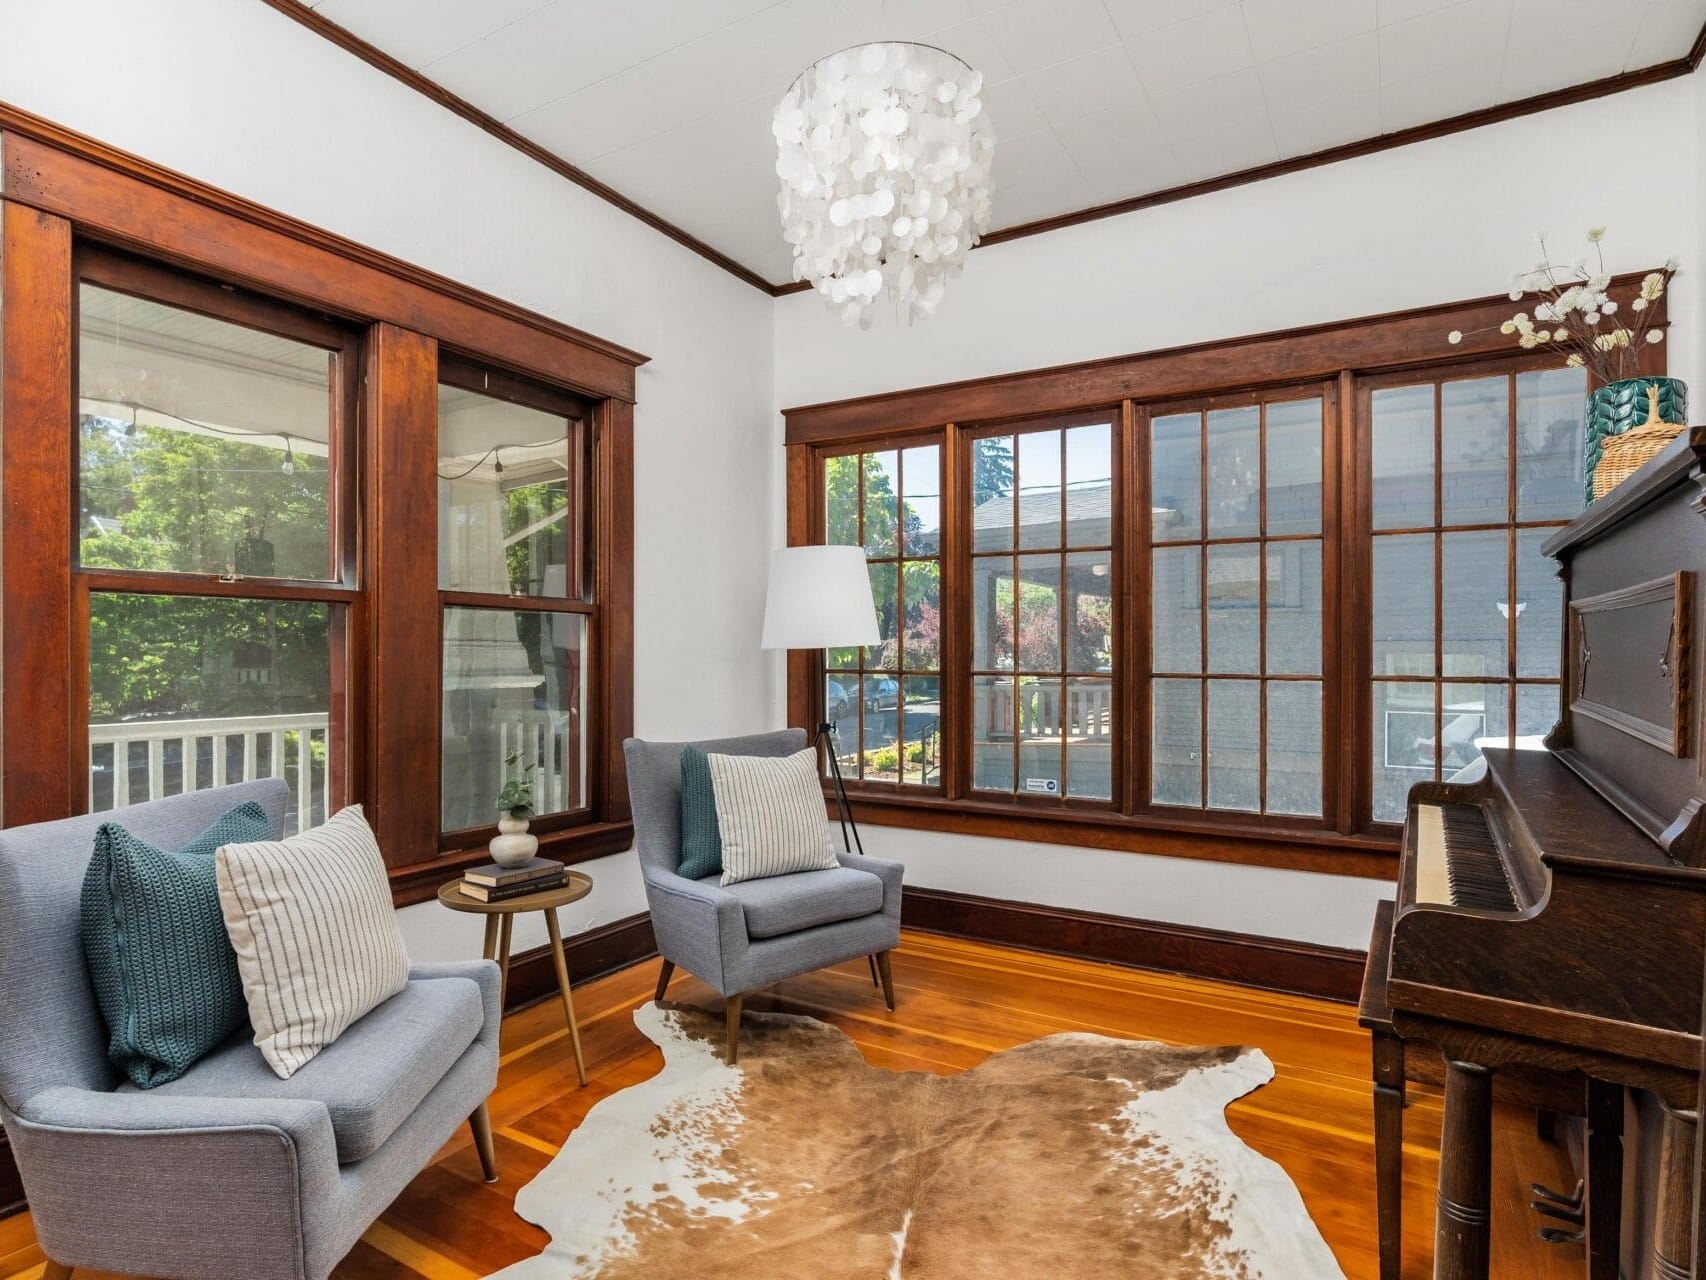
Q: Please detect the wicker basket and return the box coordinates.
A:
[1591,388,1684,500]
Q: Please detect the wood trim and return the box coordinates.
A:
[500,911,658,1013]
[782,274,1657,444]
[0,203,75,826]
[595,399,636,825]
[901,885,1365,1001]
[366,324,442,868]
[0,110,646,401]
[254,0,776,297]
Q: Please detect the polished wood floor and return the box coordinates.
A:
[0,931,1579,1279]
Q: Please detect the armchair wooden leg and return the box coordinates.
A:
[725,994,742,1065]
[469,1102,498,1184]
[655,958,675,1004]
[867,954,880,987]
[42,1263,73,1280]
[875,950,896,1012]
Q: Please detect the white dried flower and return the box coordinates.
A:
[1447,330,1463,345]
[1586,227,1606,243]
[1632,297,1648,312]
[1499,320,1517,335]
[1640,272,1666,301]
[1601,300,1617,314]
[1508,288,1523,301]
[1649,329,1665,343]
[1565,353,1585,367]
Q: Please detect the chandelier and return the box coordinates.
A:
[774,42,995,330]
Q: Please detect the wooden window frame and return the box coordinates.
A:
[0,113,643,905]
[783,278,1664,880]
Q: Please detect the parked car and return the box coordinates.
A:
[825,678,852,721]
[863,677,899,710]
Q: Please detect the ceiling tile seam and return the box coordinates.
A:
[412,0,562,75]
[1233,2,1286,160]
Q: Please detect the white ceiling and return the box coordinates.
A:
[302,0,1706,286]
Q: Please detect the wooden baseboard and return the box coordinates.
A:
[502,911,658,1013]
[902,886,1366,1002]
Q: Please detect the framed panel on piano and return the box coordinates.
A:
[1569,571,1694,757]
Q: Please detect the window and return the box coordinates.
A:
[1366,364,1583,822]
[968,414,1115,801]
[438,360,593,835]
[76,254,358,835]
[822,443,942,786]
[1148,391,1327,818]
[785,290,1643,866]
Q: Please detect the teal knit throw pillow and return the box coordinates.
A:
[79,801,272,1088]
[677,747,723,880]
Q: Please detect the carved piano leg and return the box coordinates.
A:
[1584,1080,1623,1280]
[1652,1102,1697,1280]
[1435,1059,1493,1280]
[1372,1029,1406,1280]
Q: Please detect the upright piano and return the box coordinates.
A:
[1362,427,1706,1280]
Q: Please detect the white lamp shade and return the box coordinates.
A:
[761,545,880,651]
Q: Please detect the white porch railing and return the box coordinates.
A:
[981,679,1113,740]
[497,709,576,815]
[89,713,329,834]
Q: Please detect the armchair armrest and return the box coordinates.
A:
[641,866,748,995]
[10,1087,339,1277]
[836,850,904,917]
[410,959,502,1050]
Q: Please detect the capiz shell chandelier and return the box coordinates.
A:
[774,41,995,330]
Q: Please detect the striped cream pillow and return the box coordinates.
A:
[215,805,410,1079]
[708,747,839,885]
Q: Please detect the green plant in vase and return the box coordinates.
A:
[1446,228,1683,501]
[490,751,540,868]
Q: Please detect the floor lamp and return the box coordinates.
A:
[761,545,879,856]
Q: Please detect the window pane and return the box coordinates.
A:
[972,557,1014,669]
[1373,533,1435,677]
[867,561,898,669]
[79,284,335,581]
[1266,398,1322,536]
[901,676,942,786]
[439,383,575,596]
[825,453,859,544]
[1152,413,1201,541]
[1372,383,1434,530]
[1017,678,1064,795]
[1517,683,1560,744]
[901,560,941,671]
[442,607,585,832]
[1206,406,1260,539]
[1441,682,1508,778]
[1440,376,1509,526]
[1267,682,1323,817]
[973,675,1016,792]
[863,450,900,558]
[1151,678,1202,806]
[972,434,1016,551]
[1206,543,1262,675]
[1152,546,1201,673]
[89,593,332,834]
[1017,429,1063,550]
[1207,679,1260,810]
[1516,528,1564,679]
[1066,677,1114,799]
[1066,551,1113,673]
[1373,680,1435,822]
[1015,554,1061,672]
[1267,542,1323,676]
[901,445,941,556]
[1516,368,1587,521]
[1441,529,1508,679]
[1065,422,1113,547]
[859,674,901,783]
[825,673,857,735]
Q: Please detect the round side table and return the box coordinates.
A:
[438,871,593,1088]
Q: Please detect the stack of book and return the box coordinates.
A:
[459,856,567,903]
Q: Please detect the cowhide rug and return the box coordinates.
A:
[489,1003,1345,1279]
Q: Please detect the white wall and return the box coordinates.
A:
[773,76,1705,950]
[0,0,779,961]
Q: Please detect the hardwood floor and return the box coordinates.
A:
[0,931,1579,1279]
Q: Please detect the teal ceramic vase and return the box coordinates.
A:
[1584,376,1688,501]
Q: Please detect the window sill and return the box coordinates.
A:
[830,790,1398,879]
[388,818,634,906]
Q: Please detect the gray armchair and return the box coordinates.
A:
[625,729,903,1062]
[0,780,502,1280]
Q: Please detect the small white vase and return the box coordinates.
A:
[489,814,539,868]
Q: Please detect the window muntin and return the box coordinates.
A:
[77,282,339,582]
[969,415,1115,802]
[824,444,943,787]
[1148,393,1326,818]
[1368,366,1583,823]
